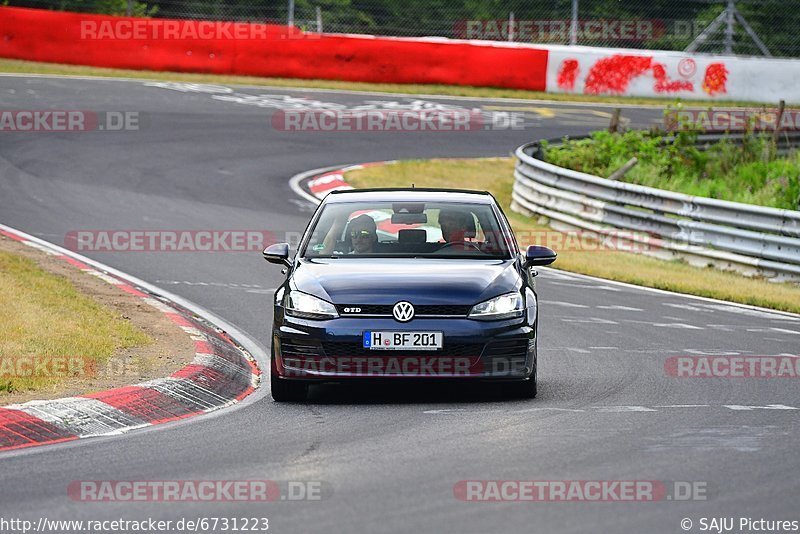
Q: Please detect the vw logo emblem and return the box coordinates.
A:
[392,301,415,322]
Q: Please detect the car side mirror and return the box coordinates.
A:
[263,243,291,267]
[524,245,557,267]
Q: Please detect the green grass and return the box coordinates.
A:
[0,57,788,108]
[345,158,800,314]
[543,129,800,209]
[0,251,151,394]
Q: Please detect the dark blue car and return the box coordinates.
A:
[263,189,557,401]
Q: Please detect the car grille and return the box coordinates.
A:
[280,339,323,358]
[337,304,471,317]
[321,342,484,358]
[482,338,530,358]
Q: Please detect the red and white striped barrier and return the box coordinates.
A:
[546,45,800,103]
[0,226,260,452]
[4,6,798,103]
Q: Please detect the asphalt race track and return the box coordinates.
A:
[1,75,798,533]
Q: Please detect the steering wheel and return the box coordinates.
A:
[437,241,483,253]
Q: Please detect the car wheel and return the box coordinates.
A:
[511,376,537,399]
[271,372,308,402]
[511,358,537,399]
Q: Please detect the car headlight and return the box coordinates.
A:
[285,290,339,320]
[525,287,537,325]
[468,292,524,321]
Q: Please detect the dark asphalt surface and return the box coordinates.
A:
[0,75,798,534]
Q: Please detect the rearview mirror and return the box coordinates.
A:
[263,243,291,267]
[524,245,557,267]
[391,213,428,225]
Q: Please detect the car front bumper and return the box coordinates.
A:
[272,315,536,380]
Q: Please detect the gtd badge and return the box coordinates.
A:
[343,307,362,313]
[392,301,415,322]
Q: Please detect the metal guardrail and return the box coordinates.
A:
[512,132,800,281]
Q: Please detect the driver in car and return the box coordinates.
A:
[437,209,485,253]
[438,208,471,243]
[321,213,378,254]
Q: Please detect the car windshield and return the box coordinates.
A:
[302,200,513,259]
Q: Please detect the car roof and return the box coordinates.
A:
[323,188,496,205]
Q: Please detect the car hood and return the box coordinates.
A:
[291,258,521,305]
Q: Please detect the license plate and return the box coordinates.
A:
[363,331,443,350]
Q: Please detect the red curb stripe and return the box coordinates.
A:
[0,408,78,451]
[310,178,349,194]
[245,357,261,377]
[235,386,255,402]
[216,330,238,347]
[118,284,148,297]
[58,255,91,270]
[194,339,214,354]
[170,364,210,380]
[0,229,25,242]
[312,181,349,194]
[309,173,342,184]
[85,385,201,422]
[165,313,193,327]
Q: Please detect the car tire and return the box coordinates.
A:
[271,373,308,402]
[511,376,537,399]
[510,357,537,399]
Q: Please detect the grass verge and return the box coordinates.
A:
[0,58,786,108]
[345,158,800,314]
[0,249,151,394]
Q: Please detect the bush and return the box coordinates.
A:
[543,128,800,210]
